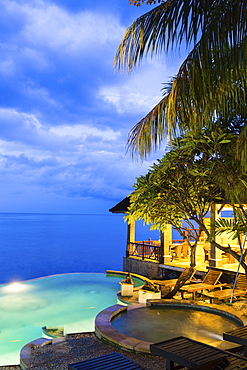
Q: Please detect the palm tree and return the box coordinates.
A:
[115,0,247,158]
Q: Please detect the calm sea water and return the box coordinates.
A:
[0,213,159,284]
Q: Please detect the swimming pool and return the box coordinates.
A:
[0,273,126,366]
[95,301,243,353]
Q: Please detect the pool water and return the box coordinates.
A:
[112,305,243,348]
[0,273,123,366]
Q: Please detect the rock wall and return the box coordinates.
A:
[123,257,163,279]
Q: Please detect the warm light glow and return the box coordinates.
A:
[4,282,27,292]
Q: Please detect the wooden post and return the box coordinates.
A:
[160,224,172,264]
[209,203,223,267]
[126,221,135,257]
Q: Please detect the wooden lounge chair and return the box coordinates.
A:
[179,270,226,300]
[155,267,197,293]
[150,336,247,370]
[68,352,145,370]
[202,273,247,304]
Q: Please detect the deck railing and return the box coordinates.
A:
[127,241,161,261]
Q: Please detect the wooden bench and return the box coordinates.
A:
[68,352,145,370]
[150,336,247,370]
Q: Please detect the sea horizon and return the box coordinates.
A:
[0,212,160,284]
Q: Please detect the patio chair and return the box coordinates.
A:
[179,270,226,300]
[68,352,145,370]
[170,243,183,260]
[202,273,247,303]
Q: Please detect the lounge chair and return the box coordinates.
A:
[202,273,247,303]
[68,352,145,369]
[179,270,226,300]
[155,267,197,293]
[150,336,247,370]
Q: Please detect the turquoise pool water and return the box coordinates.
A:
[0,273,125,366]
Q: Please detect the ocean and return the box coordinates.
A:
[0,213,160,284]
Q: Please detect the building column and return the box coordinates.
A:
[126,221,135,257]
[160,224,172,264]
[209,203,223,267]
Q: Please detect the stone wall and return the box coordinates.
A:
[123,257,163,279]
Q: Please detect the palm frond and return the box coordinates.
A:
[116,0,247,158]
[115,0,246,72]
[127,39,247,156]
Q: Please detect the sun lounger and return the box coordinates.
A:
[150,336,247,370]
[155,268,197,293]
[179,270,226,299]
[68,352,145,370]
[202,274,247,303]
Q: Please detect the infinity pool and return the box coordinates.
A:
[0,273,125,366]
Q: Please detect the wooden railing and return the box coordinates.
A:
[127,241,161,261]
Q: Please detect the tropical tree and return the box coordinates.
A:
[115,1,247,158]
[181,127,247,272]
[126,128,247,297]
[126,131,223,297]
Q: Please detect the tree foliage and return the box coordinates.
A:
[127,128,247,275]
[116,1,247,158]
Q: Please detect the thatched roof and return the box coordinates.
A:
[109,196,130,214]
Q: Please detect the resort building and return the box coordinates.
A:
[110,197,246,280]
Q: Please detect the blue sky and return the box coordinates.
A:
[0,0,184,214]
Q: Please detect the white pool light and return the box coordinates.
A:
[4,282,27,292]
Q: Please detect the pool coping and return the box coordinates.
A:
[95,303,153,353]
[20,337,66,369]
[94,299,244,354]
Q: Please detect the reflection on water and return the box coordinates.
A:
[112,306,242,347]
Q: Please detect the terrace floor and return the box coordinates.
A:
[166,254,244,274]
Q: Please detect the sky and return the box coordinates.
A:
[0,0,184,214]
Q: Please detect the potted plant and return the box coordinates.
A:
[120,273,134,297]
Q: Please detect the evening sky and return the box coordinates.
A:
[0,0,184,213]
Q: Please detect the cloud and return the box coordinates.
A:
[0,106,144,203]
[99,58,172,115]
[1,0,125,57]
[0,0,182,213]
[50,125,121,142]
[0,108,123,156]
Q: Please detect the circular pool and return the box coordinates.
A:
[95,301,243,353]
